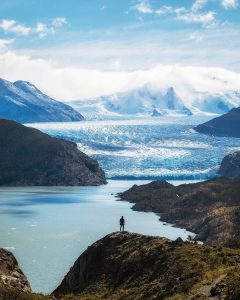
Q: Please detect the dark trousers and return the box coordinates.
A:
[120,224,124,231]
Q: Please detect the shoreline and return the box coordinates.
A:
[118,177,240,246]
[0,179,194,294]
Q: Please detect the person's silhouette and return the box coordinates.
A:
[120,216,125,231]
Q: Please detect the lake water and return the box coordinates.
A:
[0,180,194,294]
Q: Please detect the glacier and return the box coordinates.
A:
[0,78,84,123]
[29,116,240,181]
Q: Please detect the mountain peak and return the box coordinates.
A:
[0,78,13,88]
[14,80,36,87]
[167,86,175,93]
[13,80,42,94]
[0,77,84,123]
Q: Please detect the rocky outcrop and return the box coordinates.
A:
[0,248,31,292]
[0,119,106,186]
[0,248,51,299]
[119,178,240,245]
[53,232,240,300]
[219,151,240,178]
[1,233,240,300]
[194,107,240,137]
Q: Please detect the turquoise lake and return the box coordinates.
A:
[0,180,194,294]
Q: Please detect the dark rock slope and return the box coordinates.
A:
[0,248,31,293]
[53,232,240,300]
[0,119,106,186]
[0,248,51,300]
[194,107,240,137]
[219,151,240,178]
[119,179,240,246]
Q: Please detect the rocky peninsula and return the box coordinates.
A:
[119,177,240,246]
[0,119,106,186]
[194,107,240,138]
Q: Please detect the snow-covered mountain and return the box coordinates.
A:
[103,86,193,116]
[0,78,84,123]
[71,82,240,119]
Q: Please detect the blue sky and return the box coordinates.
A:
[0,0,239,99]
[0,0,239,69]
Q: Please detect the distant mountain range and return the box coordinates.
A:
[1,75,240,122]
[0,78,84,123]
[71,83,240,119]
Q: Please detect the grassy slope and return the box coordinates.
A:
[1,233,240,299]
[53,232,240,300]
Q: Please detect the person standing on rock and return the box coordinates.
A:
[120,216,125,231]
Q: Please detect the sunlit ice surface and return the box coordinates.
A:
[29,116,240,180]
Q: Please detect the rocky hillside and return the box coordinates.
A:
[0,78,84,123]
[219,151,240,178]
[53,232,240,300]
[0,248,31,293]
[0,119,106,186]
[119,178,240,246]
[0,248,51,300]
[194,107,240,137]
[1,233,240,299]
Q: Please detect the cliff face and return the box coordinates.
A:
[53,232,240,300]
[194,107,240,137]
[0,248,52,300]
[0,248,31,293]
[119,179,240,246]
[219,151,240,178]
[0,119,106,186]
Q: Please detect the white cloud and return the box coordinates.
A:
[0,19,16,30]
[135,1,174,15]
[221,0,238,8]
[0,19,31,36]
[133,0,239,28]
[52,17,68,28]
[10,24,31,36]
[1,42,240,101]
[15,22,240,73]
[135,1,153,14]
[192,0,209,12]
[0,38,14,53]
[177,11,216,24]
[0,18,68,38]
[134,1,217,27]
[189,31,203,42]
[155,6,174,15]
[34,22,55,38]
[174,7,188,14]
